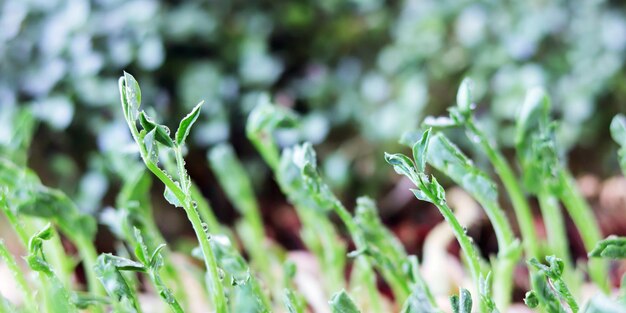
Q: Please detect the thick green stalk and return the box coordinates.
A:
[465,121,541,259]
[74,235,104,307]
[411,173,484,312]
[350,257,383,312]
[430,200,484,312]
[45,229,73,289]
[483,202,517,309]
[173,146,226,313]
[189,184,221,235]
[558,172,609,292]
[537,192,574,285]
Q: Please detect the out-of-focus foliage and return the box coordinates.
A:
[2,0,626,203]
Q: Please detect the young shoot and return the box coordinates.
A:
[118,72,226,312]
[385,128,490,313]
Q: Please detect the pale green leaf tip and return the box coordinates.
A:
[611,114,626,145]
[456,78,473,112]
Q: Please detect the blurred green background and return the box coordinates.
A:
[2,0,626,252]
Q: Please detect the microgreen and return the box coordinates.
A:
[516,87,608,291]
[2,73,624,313]
[526,256,578,313]
[385,128,489,312]
[423,131,520,308]
[119,72,226,312]
[424,78,541,261]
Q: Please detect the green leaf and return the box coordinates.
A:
[139,111,174,148]
[149,244,167,269]
[164,183,183,208]
[611,114,626,146]
[412,128,431,172]
[523,291,539,308]
[132,227,149,264]
[246,95,298,138]
[246,97,299,169]
[450,289,472,313]
[71,292,110,309]
[99,254,145,272]
[329,290,361,313]
[589,236,626,259]
[384,152,416,182]
[527,256,578,313]
[142,127,159,163]
[120,72,142,122]
[515,88,550,147]
[94,254,141,313]
[26,225,78,313]
[175,101,203,145]
[428,133,498,203]
[16,185,97,240]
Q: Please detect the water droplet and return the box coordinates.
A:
[201,222,208,231]
[217,268,225,281]
[192,201,198,208]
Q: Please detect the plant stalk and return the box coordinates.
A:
[465,120,541,259]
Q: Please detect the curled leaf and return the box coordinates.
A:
[139,111,174,148]
[589,236,626,259]
[456,78,474,114]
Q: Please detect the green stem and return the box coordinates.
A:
[189,184,221,235]
[466,120,541,259]
[558,171,609,292]
[352,257,383,312]
[418,177,485,312]
[148,269,184,313]
[408,256,438,310]
[144,222,190,309]
[250,130,346,295]
[75,236,105,310]
[537,191,575,289]
[126,119,226,312]
[482,201,517,309]
[492,254,516,310]
[0,240,37,313]
[298,207,345,293]
[173,146,227,313]
[45,228,73,289]
[437,201,485,312]
[249,134,280,171]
